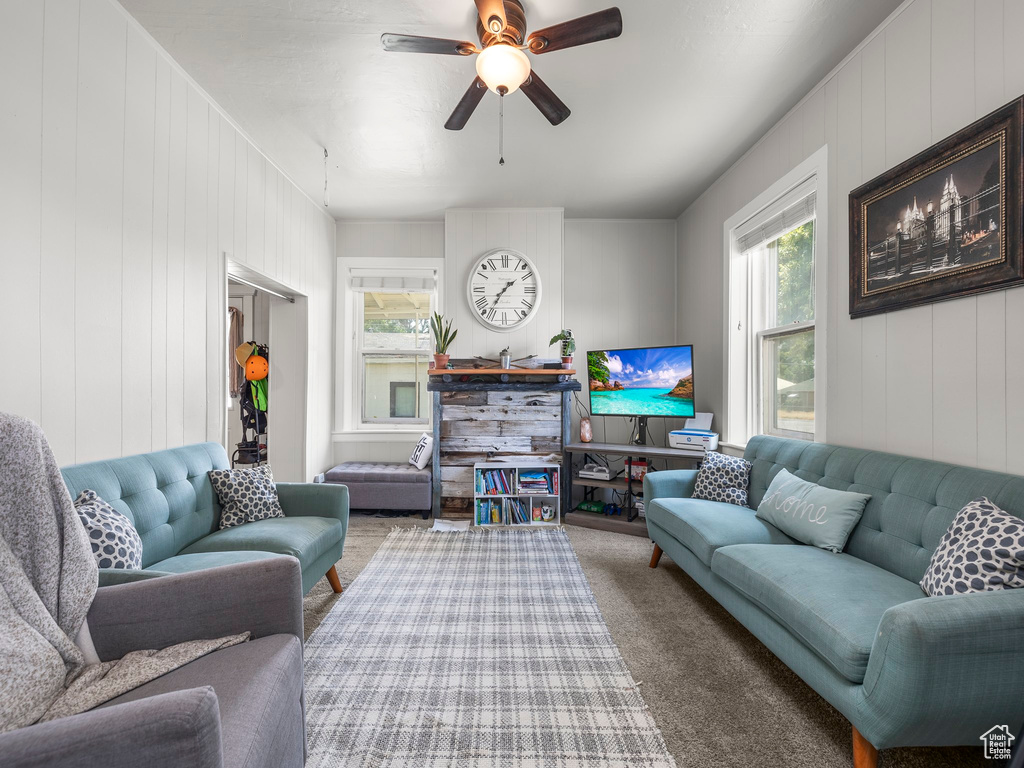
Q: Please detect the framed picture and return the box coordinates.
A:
[849,96,1022,318]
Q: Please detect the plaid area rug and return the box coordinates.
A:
[304,528,676,768]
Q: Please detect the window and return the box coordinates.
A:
[336,258,444,433]
[358,292,431,424]
[725,148,827,446]
[757,219,815,437]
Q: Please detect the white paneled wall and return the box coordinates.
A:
[677,0,1024,472]
[332,221,445,466]
[331,218,679,466]
[334,212,565,467]
[337,221,446,263]
[445,209,564,361]
[0,0,336,476]
[565,220,679,446]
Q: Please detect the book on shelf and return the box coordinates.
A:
[504,498,531,525]
[475,498,505,525]
[477,469,515,495]
[518,469,554,495]
[516,499,530,524]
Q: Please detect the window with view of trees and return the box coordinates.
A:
[725,156,825,447]
[759,219,815,437]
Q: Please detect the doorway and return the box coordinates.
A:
[225,262,309,482]
[227,280,270,464]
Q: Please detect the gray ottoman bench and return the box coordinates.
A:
[318,462,432,518]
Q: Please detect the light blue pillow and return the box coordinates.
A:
[755,469,871,553]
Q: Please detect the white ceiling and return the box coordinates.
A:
[120,0,902,220]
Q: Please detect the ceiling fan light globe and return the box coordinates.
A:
[475,44,531,95]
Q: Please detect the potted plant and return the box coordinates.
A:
[549,329,576,369]
[430,312,457,369]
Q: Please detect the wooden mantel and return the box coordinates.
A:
[432,368,576,375]
[429,368,576,384]
[428,373,582,519]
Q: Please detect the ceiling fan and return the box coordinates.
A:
[381,1,622,131]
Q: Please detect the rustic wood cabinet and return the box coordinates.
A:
[428,373,581,519]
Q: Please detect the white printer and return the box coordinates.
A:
[669,413,719,452]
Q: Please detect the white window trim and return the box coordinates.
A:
[722,146,828,449]
[334,256,445,438]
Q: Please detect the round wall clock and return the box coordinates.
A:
[466,248,542,330]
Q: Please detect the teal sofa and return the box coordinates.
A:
[644,435,1024,767]
[61,442,349,595]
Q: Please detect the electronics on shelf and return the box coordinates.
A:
[669,412,719,451]
[585,344,696,445]
[669,430,719,451]
[578,463,611,480]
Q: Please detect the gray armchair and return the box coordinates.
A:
[0,557,306,768]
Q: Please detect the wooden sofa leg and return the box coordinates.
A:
[326,565,343,594]
[852,726,878,768]
[649,544,663,569]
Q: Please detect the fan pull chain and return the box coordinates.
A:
[323,148,330,207]
[498,90,505,166]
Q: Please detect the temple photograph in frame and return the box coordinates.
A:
[850,96,1023,318]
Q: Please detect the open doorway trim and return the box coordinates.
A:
[223,254,310,481]
[230,274,295,304]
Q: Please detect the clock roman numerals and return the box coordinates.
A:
[469,250,540,330]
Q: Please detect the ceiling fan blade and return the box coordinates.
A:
[474,0,508,37]
[381,33,474,55]
[527,8,623,54]
[445,77,488,130]
[520,71,571,126]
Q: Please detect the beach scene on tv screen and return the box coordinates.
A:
[588,347,695,417]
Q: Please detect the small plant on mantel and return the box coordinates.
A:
[549,329,576,369]
[430,312,457,369]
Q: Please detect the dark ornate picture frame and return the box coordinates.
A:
[849,96,1022,318]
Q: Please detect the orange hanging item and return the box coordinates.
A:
[245,355,269,381]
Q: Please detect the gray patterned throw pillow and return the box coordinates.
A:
[209,465,285,530]
[74,489,143,569]
[920,497,1024,596]
[692,451,752,507]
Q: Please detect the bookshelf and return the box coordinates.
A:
[473,461,561,527]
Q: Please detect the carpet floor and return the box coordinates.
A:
[304,515,987,767]
[304,527,675,767]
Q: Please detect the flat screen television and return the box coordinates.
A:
[586,345,695,418]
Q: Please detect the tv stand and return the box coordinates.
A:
[563,441,706,522]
